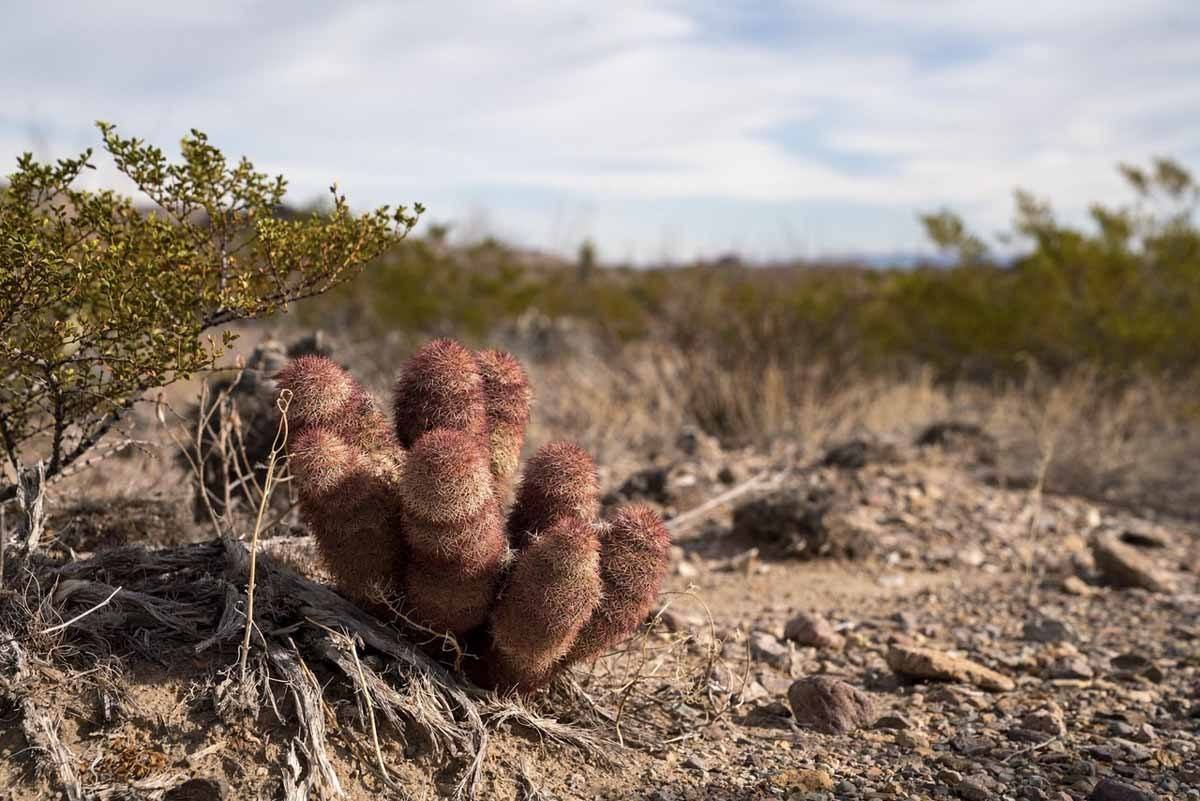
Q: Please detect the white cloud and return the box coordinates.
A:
[1,0,1197,260]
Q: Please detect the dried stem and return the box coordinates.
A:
[239,389,291,682]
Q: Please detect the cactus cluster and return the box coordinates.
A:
[276,339,670,690]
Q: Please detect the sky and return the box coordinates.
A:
[2,1,1198,263]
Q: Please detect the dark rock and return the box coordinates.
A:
[915,421,997,464]
[612,466,672,505]
[1119,527,1170,549]
[956,775,994,801]
[787,676,875,735]
[1111,652,1153,673]
[165,778,229,801]
[731,486,875,560]
[1022,616,1076,644]
[822,437,899,470]
[1088,777,1156,801]
[873,713,913,730]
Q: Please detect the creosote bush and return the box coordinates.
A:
[0,122,421,500]
[277,339,671,691]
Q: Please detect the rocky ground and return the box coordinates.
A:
[2,424,1198,800]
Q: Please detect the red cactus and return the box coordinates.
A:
[476,349,532,483]
[281,339,670,691]
[507,441,600,549]
[392,339,488,447]
[275,355,354,429]
[400,429,506,634]
[490,516,602,687]
[288,427,406,604]
[567,504,671,664]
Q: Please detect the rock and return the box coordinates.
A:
[873,713,913,730]
[886,645,1015,692]
[783,611,844,649]
[1119,527,1170,549]
[1092,535,1176,593]
[731,486,876,560]
[952,734,997,756]
[895,730,930,750]
[682,755,708,772]
[749,631,793,671]
[787,676,876,735]
[1111,652,1153,674]
[915,421,996,457]
[1021,701,1067,736]
[1023,616,1075,644]
[165,779,229,801]
[675,560,699,579]
[822,437,899,469]
[613,466,672,505]
[1087,777,1157,801]
[1047,656,1094,680]
[938,768,964,785]
[956,775,994,801]
[1060,575,1095,596]
[772,768,835,793]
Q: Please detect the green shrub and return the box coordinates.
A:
[0,122,420,500]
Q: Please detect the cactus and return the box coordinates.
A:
[276,338,670,690]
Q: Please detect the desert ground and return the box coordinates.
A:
[0,328,1196,801]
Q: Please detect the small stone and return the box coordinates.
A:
[165,779,229,801]
[957,775,993,801]
[895,730,930,750]
[873,713,913,730]
[1047,656,1094,680]
[1061,575,1094,596]
[1021,701,1067,737]
[1132,723,1156,744]
[1023,616,1075,644]
[772,768,835,793]
[683,755,708,772]
[787,676,876,735]
[1087,777,1157,801]
[938,769,964,786]
[783,610,844,649]
[749,631,794,671]
[887,645,1015,692]
[952,734,997,756]
[1092,535,1177,593]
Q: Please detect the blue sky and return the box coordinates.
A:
[2,1,1198,262]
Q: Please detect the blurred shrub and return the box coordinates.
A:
[297,158,1199,386]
